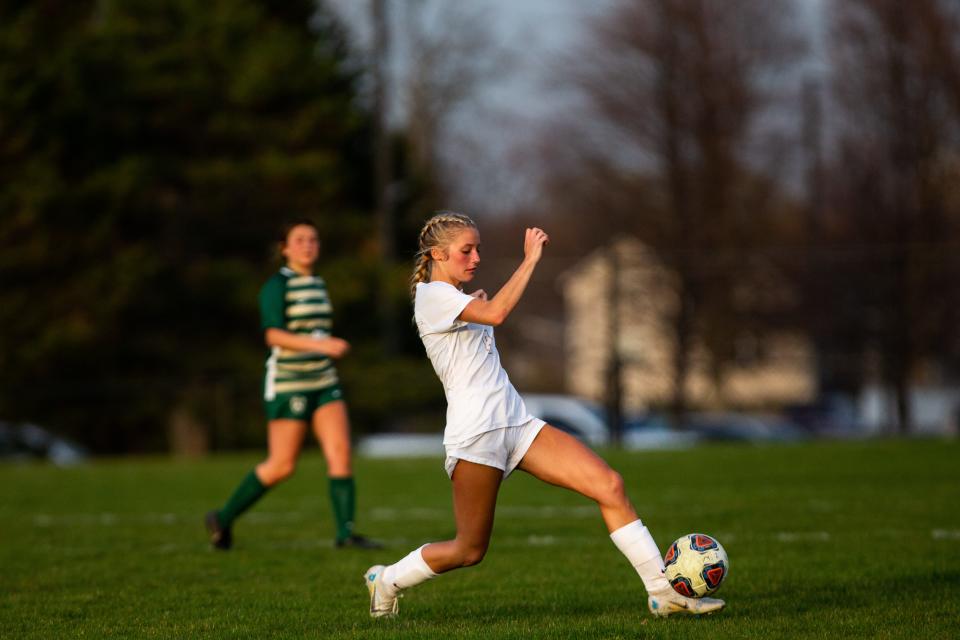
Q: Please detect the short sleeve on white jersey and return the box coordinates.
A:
[414,280,532,445]
[414,281,475,335]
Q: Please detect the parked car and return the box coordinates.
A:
[785,394,867,437]
[359,394,610,458]
[0,421,89,465]
[680,413,807,443]
[622,413,701,450]
[356,433,444,458]
[522,397,805,448]
[520,394,610,446]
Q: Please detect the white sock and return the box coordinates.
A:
[609,519,672,594]
[380,544,437,597]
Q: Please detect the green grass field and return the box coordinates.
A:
[1,439,958,639]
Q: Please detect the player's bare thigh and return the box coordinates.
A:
[518,424,637,531]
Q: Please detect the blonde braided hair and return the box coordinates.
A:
[409,211,477,298]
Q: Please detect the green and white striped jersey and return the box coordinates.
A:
[259,266,339,400]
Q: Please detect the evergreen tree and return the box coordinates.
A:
[0,0,380,452]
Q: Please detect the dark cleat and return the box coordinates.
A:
[336,534,383,550]
[205,510,232,550]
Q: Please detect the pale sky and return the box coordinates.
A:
[326,0,827,212]
[327,0,825,115]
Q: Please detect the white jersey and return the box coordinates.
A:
[414,281,532,445]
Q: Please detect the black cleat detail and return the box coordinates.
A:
[205,510,232,550]
[336,534,383,550]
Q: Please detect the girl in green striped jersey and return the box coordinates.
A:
[206,220,380,550]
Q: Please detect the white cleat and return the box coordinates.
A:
[647,589,725,618]
[364,565,399,618]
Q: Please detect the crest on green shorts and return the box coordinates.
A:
[290,395,307,415]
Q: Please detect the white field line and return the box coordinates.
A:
[931,529,960,540]
[28,505,599,527]
[24,512,960,545]
[107,536,591,552]
[30,511,317,526]
[775,531,830,542]
[368,505,599,521]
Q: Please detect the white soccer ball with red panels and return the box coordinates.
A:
[663,533,729,597]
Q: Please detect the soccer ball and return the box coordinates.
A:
[663,533,729,597]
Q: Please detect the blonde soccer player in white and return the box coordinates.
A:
[364,212,724,618]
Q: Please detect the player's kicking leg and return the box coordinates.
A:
[518,425,725,618]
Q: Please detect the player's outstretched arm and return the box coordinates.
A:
[459,227,549,327]
[264,328,350,358]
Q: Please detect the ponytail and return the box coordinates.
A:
[409,251,432,298]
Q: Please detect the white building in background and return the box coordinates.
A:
[561,238,816,413]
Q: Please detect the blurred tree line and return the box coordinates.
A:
[3,0,958,451]
[513,0,960,434]
[820,0,960,431]
[0,0,447,453]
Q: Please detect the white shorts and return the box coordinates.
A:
[444,418,546,480]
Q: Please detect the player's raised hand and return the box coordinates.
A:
[523,227,549,263]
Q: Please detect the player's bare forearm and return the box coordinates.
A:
[460,228,548,326]
[463,258,536,326]
[264,328,350,357]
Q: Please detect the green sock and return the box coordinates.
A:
[218,470,268,527]
[329,476,355,541]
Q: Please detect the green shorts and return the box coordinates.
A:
[264,385,344,421]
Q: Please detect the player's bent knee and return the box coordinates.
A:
[261,460,297,484]
[458,542,488,567]
[595,469,627,506]
[460,549,486,567]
